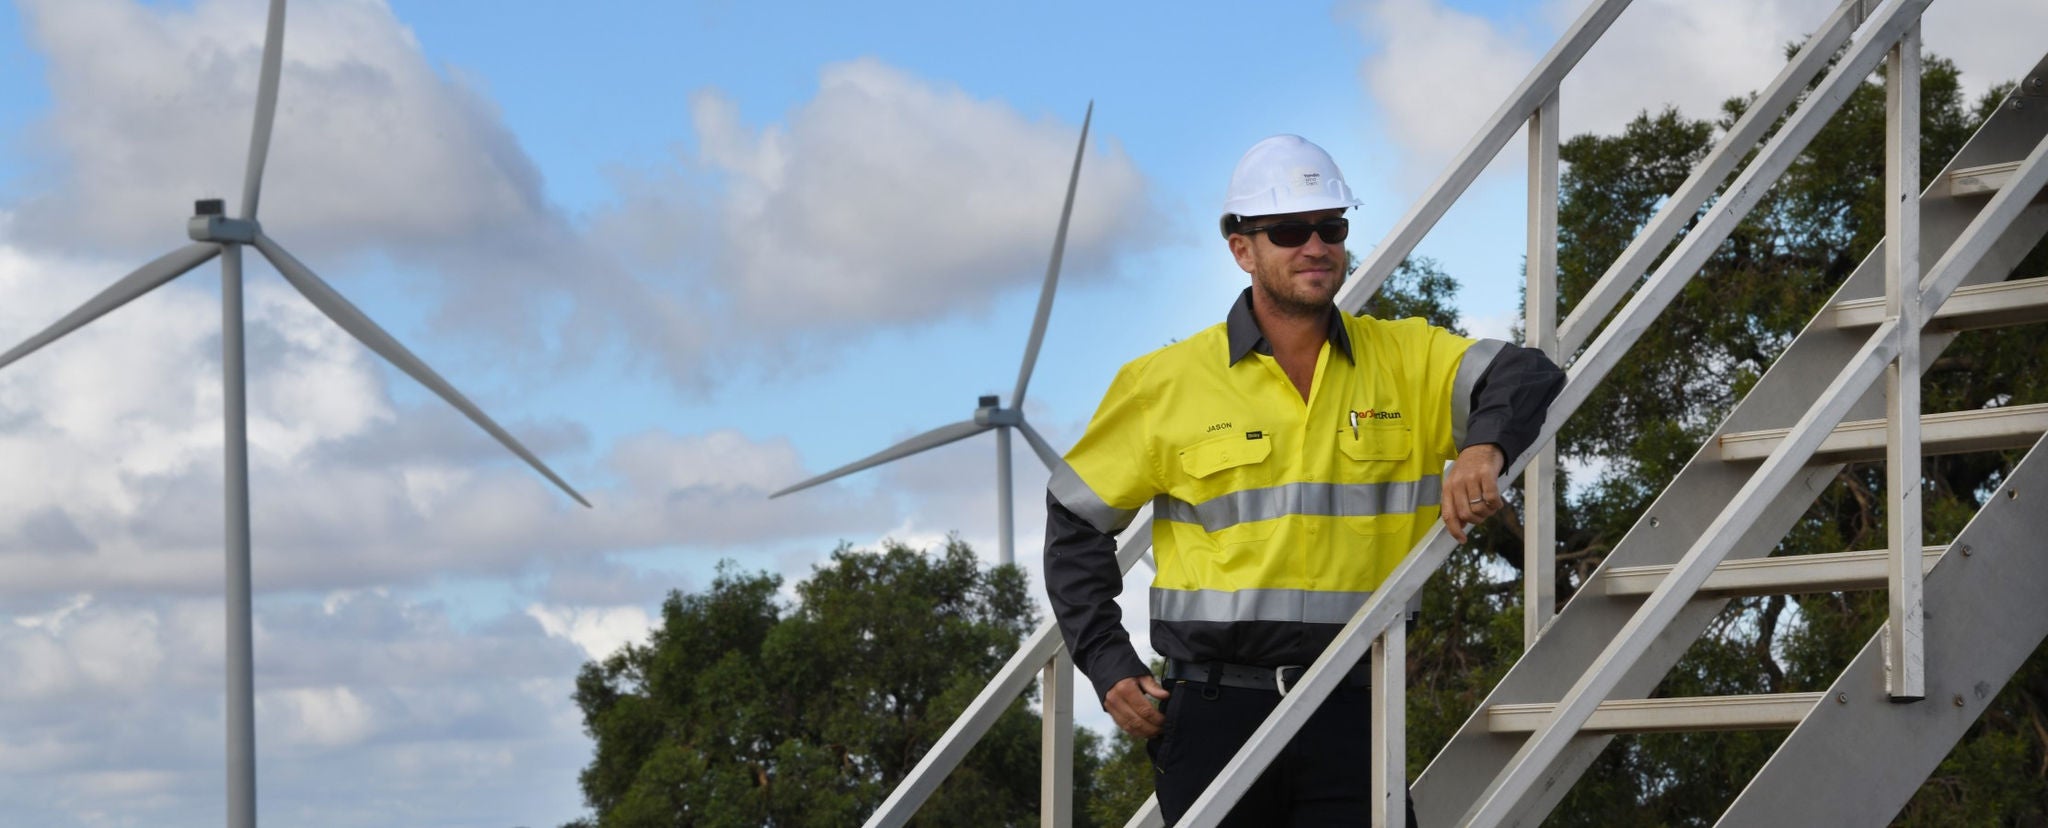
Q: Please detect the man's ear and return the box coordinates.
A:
[1228,234,1256,274]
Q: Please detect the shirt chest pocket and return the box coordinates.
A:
[1337,419,1413,463]
[1178,431,1273,479]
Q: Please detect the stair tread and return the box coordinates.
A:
[1489,692,1825,734]
[1601,546,1947,598]
[1718,403,2048,463]
[1832,275,2048,331]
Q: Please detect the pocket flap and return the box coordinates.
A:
[1178,431,1272,479]
[1338,420,1412,462]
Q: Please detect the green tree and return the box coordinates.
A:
[568,539,1110,827]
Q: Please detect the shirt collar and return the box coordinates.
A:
[1225,287,1353,366]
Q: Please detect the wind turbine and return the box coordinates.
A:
[772,103,1092,567]
[0,2,588,825]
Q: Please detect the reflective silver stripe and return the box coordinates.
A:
[1152,587,1374,625]
[1451,338,1507,448]
[1047,461,1138,534]
[1154,477,1442,534]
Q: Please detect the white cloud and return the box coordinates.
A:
[1351,0,2048,178]
[13,0,552,258]
[583,58,1160,386]
[526,603,654,661]
[0,591,593,826]
[1354,0,1537,174]
[692,58,1153,330]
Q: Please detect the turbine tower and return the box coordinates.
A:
[0,2,588,825]
[772,103,1092,567]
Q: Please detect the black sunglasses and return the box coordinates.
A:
[1237,217,1349,247]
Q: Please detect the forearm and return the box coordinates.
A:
[1044,491,1152,703]
[1464,343,1566,463]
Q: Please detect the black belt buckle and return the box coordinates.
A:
[1275,665,1306,695]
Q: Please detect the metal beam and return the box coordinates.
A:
[1372,623,1407,827]
[1525,90,1561,648]
[1884,26,1926,701]
[1041,649,1074,828]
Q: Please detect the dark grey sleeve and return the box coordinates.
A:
[1460,342,1565,464]
[1045,490,1152,704]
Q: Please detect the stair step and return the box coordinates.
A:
[1949,160,2048,200]
[1831,275,2048,332]
[1600,546,1946,598]
[1950,160,2023,197]
[1489,692,1824,735]
[1718,403,2048,463]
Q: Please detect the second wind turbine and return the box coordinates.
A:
[772,103,1092,567]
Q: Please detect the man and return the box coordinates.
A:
[1043,135,1564,825]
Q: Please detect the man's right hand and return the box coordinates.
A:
[1105,674,1172,739]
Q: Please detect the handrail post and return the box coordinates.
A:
[1883,21,1925,702]
[1525,89,1562,648]
[1371,622,1408,826]
[1041,649,1075,827]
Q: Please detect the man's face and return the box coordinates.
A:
[1229,207,1347,318]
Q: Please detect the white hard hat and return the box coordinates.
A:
[1219,134,1360,237]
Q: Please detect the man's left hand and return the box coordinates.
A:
[1443,444,1505,543]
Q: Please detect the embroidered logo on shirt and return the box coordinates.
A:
[1206,421,1232,433]
[1356,408,1402,420]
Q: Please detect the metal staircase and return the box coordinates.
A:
[855,0,2048,824]
[1416,50,2048,828]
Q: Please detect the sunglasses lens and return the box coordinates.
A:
[1267,224,1314,246]
[1260,219,1348,247]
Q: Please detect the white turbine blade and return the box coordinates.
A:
[252,234,592,508]
[1010,100,1091,409]
[0,243,220,372]
[239,0,287,219]
[771,419,993,499]
[1015,417,1064,471]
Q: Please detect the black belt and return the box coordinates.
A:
[1166,659,1372,695]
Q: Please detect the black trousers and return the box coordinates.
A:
[1148,680,1419,827]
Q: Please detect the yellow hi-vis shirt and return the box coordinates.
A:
[1049,296,1498,667]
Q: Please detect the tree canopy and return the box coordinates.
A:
[567,539,1110,827]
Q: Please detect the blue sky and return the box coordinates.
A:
[0,0,2041,824]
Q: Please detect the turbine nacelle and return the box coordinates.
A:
[974,395,1022,427]
[189,199,259,244]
